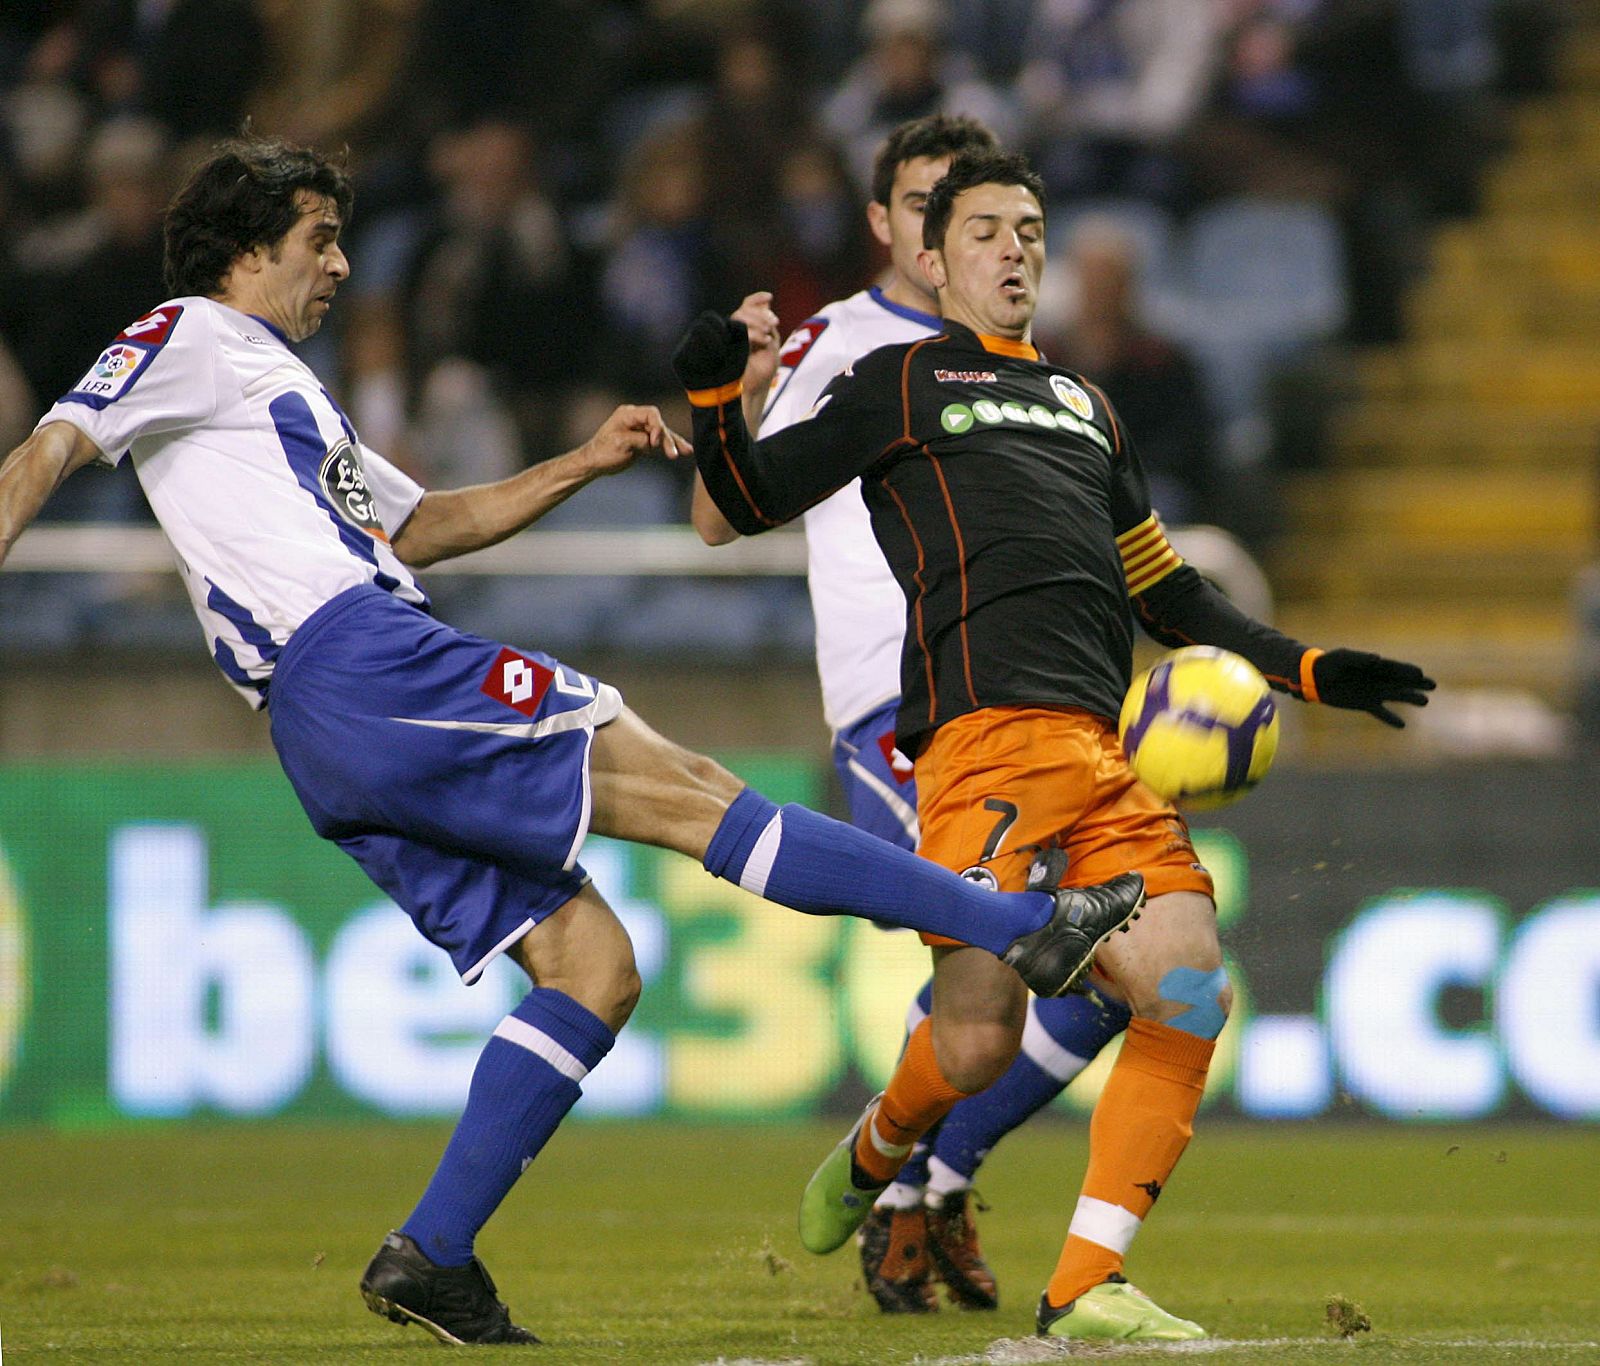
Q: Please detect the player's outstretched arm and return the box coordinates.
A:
[390,404,689,567]
[673,312,899,536]
[688,291,781,547]
[1133,563,1435,727]
[0,421,104,570]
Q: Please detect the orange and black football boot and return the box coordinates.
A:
[856,1206,939,1313]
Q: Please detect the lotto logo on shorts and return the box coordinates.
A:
[481,647,553,716]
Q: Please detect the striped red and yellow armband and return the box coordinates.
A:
[1117,515,1183,596]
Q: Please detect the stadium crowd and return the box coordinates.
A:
[0,0,1553,656]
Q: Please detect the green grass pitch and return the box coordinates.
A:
[2,1121,1596,1363]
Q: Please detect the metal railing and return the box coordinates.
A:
[3,522,1272,617]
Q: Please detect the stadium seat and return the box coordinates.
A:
[1174,197,1347,465]
[1048,198,1182,305]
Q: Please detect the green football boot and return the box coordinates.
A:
[1036,1275,1205,1342]
[799,1096,891,1254]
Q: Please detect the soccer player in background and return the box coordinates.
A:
[0,136,1157,1346]
[675,150,1433,1341]
[695,114,1132,1315]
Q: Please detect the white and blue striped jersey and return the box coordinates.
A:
[760,286,941,733]
[37,296,426,708]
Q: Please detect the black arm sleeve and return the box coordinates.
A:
[1134,563,1315,699]
[690,349,910,536]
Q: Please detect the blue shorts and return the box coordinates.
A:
[831,698,919,853]
[268,585,622,982]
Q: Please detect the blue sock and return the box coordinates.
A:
[704,789,1052,954]
[929,989,1131,1182]
[401,987,615,1267]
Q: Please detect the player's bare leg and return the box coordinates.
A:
[854,945,1017,1304]
[927,944,1029,1093]
[504,884,642,1032]
[587,708,1142,985]
[1037,890,1222,1342]
[587,707,745,854]
[362,885,641,1346]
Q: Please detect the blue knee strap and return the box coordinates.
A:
[1158,966,1228,1039]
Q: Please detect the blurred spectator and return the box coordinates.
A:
[0,2,59,88]
[953,0,1043,82]
[822,0,1020,195]
[599,118,731,400]
[1018,0,1221,207]
[1,23,92,220]
[378,0,635,206]
[73,0,267,140]
[1184,1,1348,205]
[768,135,875,326]
[344,119,596,481]
[14,118,170,420]
[700,23,806,297]
[1040,216,1222,528]
[251,0,416,157]
[1398,0,1502,217]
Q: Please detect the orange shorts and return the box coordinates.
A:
[915,704,1214,947]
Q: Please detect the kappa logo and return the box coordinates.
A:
[1050,374,1094,420]
[934,368,998,383]
[877,732,915,784]
[778,317,829,369]
[482,647,554,716]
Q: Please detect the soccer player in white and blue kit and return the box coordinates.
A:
[0,136,1145,1346]
[694,116,1131,1314]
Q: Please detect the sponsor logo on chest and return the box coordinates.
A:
[319,439,388,540]
[939,381,1112,453]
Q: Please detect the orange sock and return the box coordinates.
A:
[1046,1017,1214,1308]
[854,1018,973,1183]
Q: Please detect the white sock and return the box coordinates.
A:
[925,1155,972,1205]
[874,1181,924,1211]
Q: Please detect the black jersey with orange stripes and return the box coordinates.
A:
[689,319,1318,750]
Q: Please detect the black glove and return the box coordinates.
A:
[1311,648,1435,728]
[671,312,749,392]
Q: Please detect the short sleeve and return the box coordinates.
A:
[35,302,218,466]
[361,445,426,536]
[760,315,839,437]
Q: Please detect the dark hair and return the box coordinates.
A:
[921,150,1045,252]
[163,137,353,297]
[869,114,998,207]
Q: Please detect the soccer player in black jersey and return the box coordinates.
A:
[673,151,1433,1342]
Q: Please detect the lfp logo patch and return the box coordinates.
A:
[93,345,141,381]
[68,304,184,409]
[481,647,553,717]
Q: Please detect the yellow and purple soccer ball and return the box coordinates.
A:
[1118,646,1280,810]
